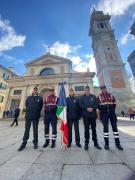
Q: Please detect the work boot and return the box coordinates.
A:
[43,140,49,148]
[94,142,102,150]
[18,143,26,151]
[34,144,38,149]
[84,143,88,150]
[67,143,71,148]
[116,144,123,151]
[104,144,109,150]
[76,143,82,148]
[51,140,56,148]
[115,138,123,150]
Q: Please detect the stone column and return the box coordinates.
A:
[4,87,12,111]
[19,86,28,118]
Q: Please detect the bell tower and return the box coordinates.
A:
[89,10,135,112]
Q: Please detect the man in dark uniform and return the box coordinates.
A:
[18,87,43,151]
[79,85,102,150]
[67,88,82,148]
[43,88,58,148]
[97,85,123,150]
[10,107,20,126]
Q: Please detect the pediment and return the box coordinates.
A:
[25,53,71,67]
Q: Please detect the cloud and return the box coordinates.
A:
[43,42,97,73]
[0,52,24,65]
[120,30,134,44]
[74,54,97,73]
[43,41,82,58]
[0,16,26,52]
[97,0,135,16]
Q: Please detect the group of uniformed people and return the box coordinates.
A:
[18,85,123,151]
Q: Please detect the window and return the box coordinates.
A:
[40,68,55,76]
[0,83,7,89]
[60,66,65,74]
[113,76,120,81]
[0,95,4,103]
[3,73,6,79]
[100,22,104,29]
[74,86,84,91]
[13,90,22,95]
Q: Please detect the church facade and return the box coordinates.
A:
[4,53,95,118]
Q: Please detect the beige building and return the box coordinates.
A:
[0,65,18,118]
[5,53,95,118]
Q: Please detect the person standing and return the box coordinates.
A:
[67,88,82,148]
[128,107,135,120]
[10,107,20,126]
[43,88,58,148]
[79,85,101,150]
[97,85,123,150]
[18,87,43,151]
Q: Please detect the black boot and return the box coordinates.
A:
[104,144,109,150]
[67,143,71,148]
[84,143,88,150]
[115,138,123,151]
[43,139,49,148]
[104,138,109,150]
[34,144,38,149]
[51,140,56,148]
[94,142,102,150]
[76,143,82,148]
[18,143,26,151]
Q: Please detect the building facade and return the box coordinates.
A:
[0,65,18,118]
[4,53,95,118]
[89,10,135,113]
[130,21,135,37]
[128,50,135,78]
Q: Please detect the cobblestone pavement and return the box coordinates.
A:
[0,118,135,180]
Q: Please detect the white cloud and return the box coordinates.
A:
[120,30,134,44]
[71,56,82,65]
[74,54,97,73]
[0,52,24,65]
[97,0,135,16]
[43,42,97,73]
[0,16,26,52]
[43,41,82,58]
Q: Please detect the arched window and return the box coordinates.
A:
[100,22,104,29]
[39,68,55,76]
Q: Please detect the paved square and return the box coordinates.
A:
[0,118,135,180]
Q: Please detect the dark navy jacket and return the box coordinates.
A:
[14,108,20,117]
[67,96,81,121]
[79,94,98,119]
[25,95,43,120]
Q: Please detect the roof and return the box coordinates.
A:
[0,65,18,77]
[128,50,135,62]
[25,53,72,67]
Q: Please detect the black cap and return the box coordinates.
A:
[100,85,106,89]
[85,85,90,89]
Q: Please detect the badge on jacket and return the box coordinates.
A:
[91,97,94,101]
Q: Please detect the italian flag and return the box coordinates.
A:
[57,106,68,145]
[56,82,68,146]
